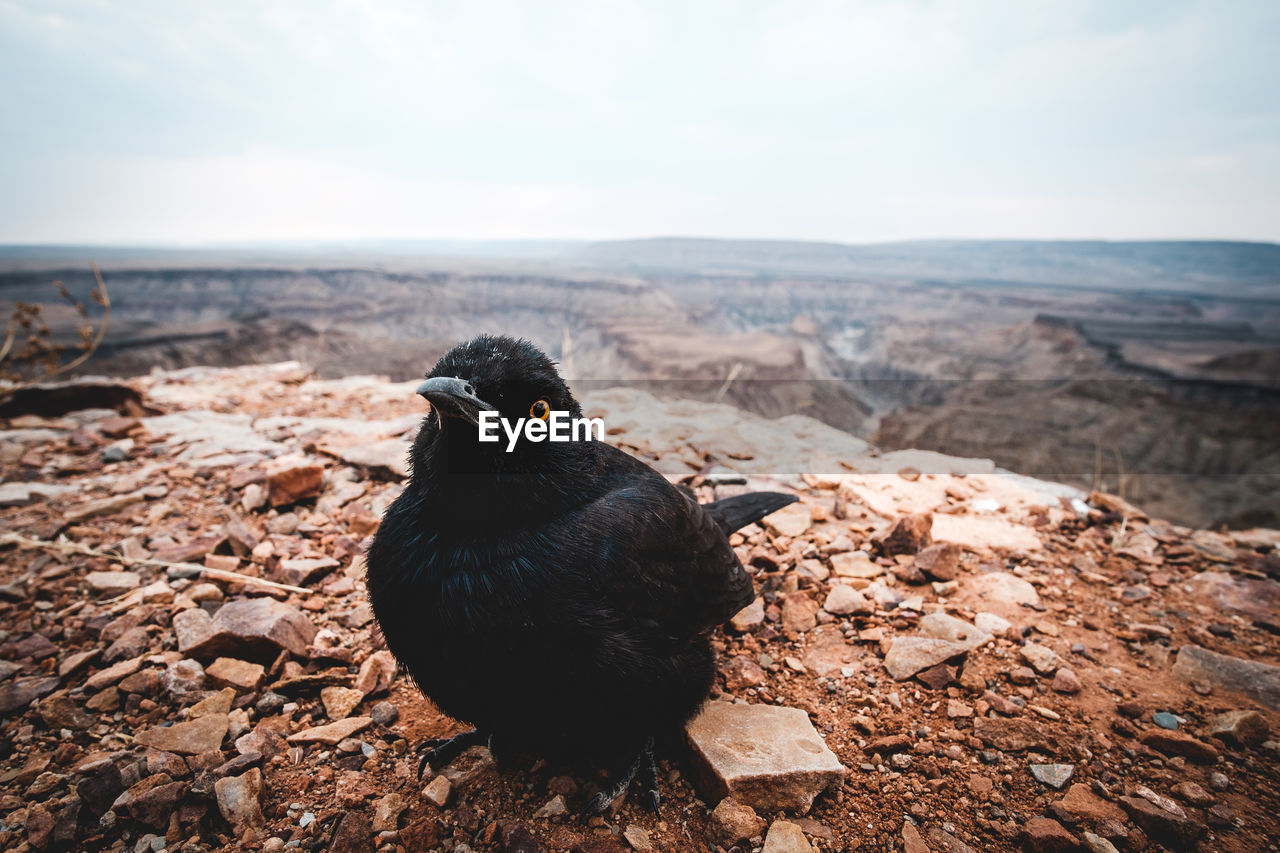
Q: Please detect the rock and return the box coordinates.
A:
[761,820,814,853]
[622,825,653,851]
[1152,711,1179,730]
[1051,668,1082,694]
[969,572,1041,610]
[1119,795,1207,848]
[0,675,60,714]
[796,559,829,583]
[918,611,991,650]
[1081,832,1120,853]
[355,650,397,696]
[920,663,958,689]
[440,745,498,791]
[1009,666,1038,685]
[722,656,768,691]
[103,625,148,662]
[1139,729,1220,763]
[829,551,881,579]
[974,611,1012,637]
[205,657,266,691]
[914,542,961,580]
[883,637,971,680]
[1053,783,1128,827]
[801,624,859,677]
[321,438,410,479]
[423,773,452,807]
[64,491,147,523]
[287,716,372,746]
[399,817,442,850]
[370,701,399,726]
[174,597,318,661]
[879,514,932,556]
[57,648,99,679]
[1189,571,1280,626]
[25,801,55,849]
[1173,781,1215,806]
[327,810,373,853]
[372,792,409,832]
[901,821,930,853]
[762,502,811,538]
[730,597,765,632]
[780,593,818,635]
[822,585,872,616]
[710,798,766,846]
[1021,817,1079,853]
[1208,710,1269,748]
[122,773,187,830]
[983,690,1022,716]
[190,687,236,718]
[1172,645,1280,710]
[500,822,548,853]
[278,556,340,586]
[685,702,844,815]
[214,766,265,832]
[266,463,324,506]
[1030,764,1074,789]
[973,716,1054,752]
[1020,642,1061,675]
[85,571,141,594]
[322,686,366,720]
[135,713,229,755]
[0,481,75,507]
[38,693,94,730]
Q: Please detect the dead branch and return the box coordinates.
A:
[0,532,312,596]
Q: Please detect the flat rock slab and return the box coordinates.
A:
[973,716,1057,752]
[174,597,318,662]
[0,675,60,714]
[1189,572,1280,627]
[1172,645,1280,710]
[135,713,229,755]
[205,657,266,691]
[762,503,812,539]
[685,702,845,815]
[287,716,373,745]
[883,637,972,680]
[967,571,1041,612]
[917,612,991,651]
[318,439,410,478]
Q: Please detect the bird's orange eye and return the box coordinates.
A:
[530,399,550,421]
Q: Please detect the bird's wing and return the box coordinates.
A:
[552,451,755,639]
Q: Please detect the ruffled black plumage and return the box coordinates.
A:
[365,334,796,783]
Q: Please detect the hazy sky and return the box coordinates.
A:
[2,0,1277,244]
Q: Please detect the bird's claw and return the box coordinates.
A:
[587,791,616,815]
[414,729,486,781]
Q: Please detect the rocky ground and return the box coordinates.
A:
[1,362,1279,853]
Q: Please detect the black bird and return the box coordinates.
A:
[365,334,796,811]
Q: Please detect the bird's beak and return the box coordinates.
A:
[416,376,496,426]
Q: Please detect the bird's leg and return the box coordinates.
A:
[588,736,657,814]
[417,728,487,780]
[636,739,661,815]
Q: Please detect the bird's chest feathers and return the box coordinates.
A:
[375,531,550,645]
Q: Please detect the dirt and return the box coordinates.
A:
[1,363,1278,852]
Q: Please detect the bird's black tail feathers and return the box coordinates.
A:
[704,492,799,535]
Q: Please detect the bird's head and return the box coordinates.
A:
[411,335,586,478]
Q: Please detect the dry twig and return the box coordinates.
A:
[0,532,311,595]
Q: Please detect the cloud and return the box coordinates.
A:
[0,0,1277,242]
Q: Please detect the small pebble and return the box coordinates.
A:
[371,701,399,726]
